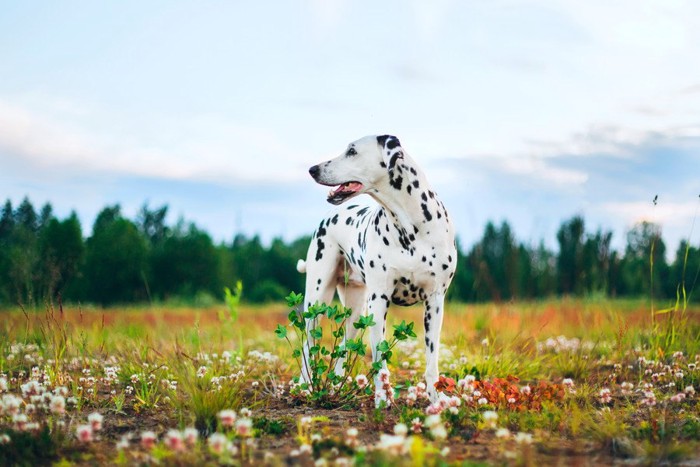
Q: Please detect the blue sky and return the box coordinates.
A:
[1,1,699,255]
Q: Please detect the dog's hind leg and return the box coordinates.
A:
[423,293,446,403]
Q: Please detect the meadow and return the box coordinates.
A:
[0,297,698,466]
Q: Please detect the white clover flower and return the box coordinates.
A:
[2,395,21,416]
[235,417,253,437]
[88,412,103,431]
[239,407,252,418]
[183,427,199,446]
[164,429,185,452]
[218,409,237,427]
[670,393,686,403]
[208,432,229,454]
[141,431,157,450]
[300,416,313,428]
[641,391,657,407]
[482,410,498,428]
[116,436,129,450]
[76,424,93,443]
[430,424,448,441]
[377,434,406,455]
[495,427,511,439]
[299,443,312,454]
[515,432,533,444]
[424,414,442,429]
[49,395,66,415]
[393,423,408,437]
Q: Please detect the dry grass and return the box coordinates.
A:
[1,298,699,465]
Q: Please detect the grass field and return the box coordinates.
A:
[1,298,699,465]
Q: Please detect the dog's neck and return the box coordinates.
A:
[371,154,450,243]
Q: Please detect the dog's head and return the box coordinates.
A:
[309,135,404,205]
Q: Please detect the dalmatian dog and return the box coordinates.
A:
[297,135,457,406]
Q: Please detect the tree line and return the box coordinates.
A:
[0,197,698,307]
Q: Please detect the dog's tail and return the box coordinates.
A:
[296,259,307,274]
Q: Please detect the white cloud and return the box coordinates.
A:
[0,97,308,184]
[602,199,700,236]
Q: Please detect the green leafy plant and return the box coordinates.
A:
[223,280,243,321]
[276,292,416,406]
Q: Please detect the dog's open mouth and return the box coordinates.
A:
[327,181,363,205]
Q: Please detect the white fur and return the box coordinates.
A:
[300,135,457,406]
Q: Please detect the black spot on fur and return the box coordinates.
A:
[421,203,433,222]
[315,239,325,261]
[390,175,403,190]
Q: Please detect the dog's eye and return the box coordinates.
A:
[347,148,357,156]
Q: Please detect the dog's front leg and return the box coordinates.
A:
[368,299,392,407]
[423,293,446,403]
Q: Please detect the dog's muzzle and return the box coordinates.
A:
[308,164,363,205]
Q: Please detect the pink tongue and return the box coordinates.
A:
[334,182,361,195]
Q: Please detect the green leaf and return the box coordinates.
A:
[310,326,323,340]
[355,313,376,329]
[286,291,304,308]
[376,340,390,353]
[274,324,287,339]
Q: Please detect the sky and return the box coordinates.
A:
[1,0,699,256]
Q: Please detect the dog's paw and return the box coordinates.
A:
[374,391,393,409]
[374,369,394,408]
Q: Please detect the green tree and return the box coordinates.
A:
[84,206,148,305]
[0,200,15,302]
[620,221,669,298]
[37,213,85,301]
[669,240,700,303]
[467,221,519,301]
[137,203,169,247]
[556,216,585,295]
[581,229,613,295]
[5,198,40,305]
[150,222,222,300]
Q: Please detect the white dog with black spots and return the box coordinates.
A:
[297,135,457,407]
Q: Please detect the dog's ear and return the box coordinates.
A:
[377,134,404,170]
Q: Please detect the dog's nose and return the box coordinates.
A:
[309,165,320,179]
